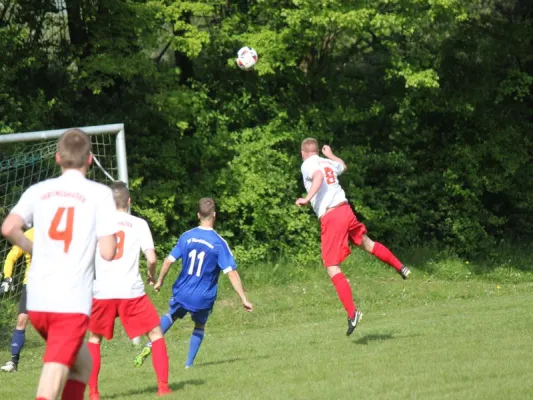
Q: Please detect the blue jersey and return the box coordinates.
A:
[168,227,237,311]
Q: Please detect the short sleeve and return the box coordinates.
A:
[140,220,155,252]
[11,186,36,228]
[217,237,237,274]
[330,160,345,176]
[95,188,118,238]
[167,236,183,262]
[301,159,318,181]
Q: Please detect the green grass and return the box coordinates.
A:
[1,256,533,399]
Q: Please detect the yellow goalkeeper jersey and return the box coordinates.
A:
[2,227,34,285]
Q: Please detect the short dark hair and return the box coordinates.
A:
[198,198,216,220]
[110,181,129,209]
[57,128,92,168]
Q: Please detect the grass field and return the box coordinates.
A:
[1,253,533,399]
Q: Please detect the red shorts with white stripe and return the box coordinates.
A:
[28,311,89,368]
[320,203,367,267]
[89,295,160,340]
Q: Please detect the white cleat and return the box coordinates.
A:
[1,361,17,372]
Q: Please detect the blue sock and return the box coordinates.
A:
[186,328,204,367]
[146,313,175,348]
[11,329,25,363]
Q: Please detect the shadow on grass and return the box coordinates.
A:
[354,333,395,345]
[106,379,205,399]
[198,354,270,368]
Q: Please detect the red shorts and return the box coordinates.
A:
[89,295,160,340]
[320,203,367,267]
[28,311,89,368]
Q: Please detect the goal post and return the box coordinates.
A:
[0,123,129,346]
[0,123,129,184]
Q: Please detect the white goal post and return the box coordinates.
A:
[0,123,129,184]
[0,123,130,345]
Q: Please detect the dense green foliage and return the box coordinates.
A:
[1,0,533,261]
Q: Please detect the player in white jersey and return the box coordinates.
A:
[296,138,411,336]
[87,181,171,399]
[1,128,117,400]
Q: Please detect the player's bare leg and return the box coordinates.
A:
[326,265,363,336]
[35,362,70,400]
[186,322,206,368]
[146,326,171,396]
[87,333,103,400]
[134,312,176,368]
[1,313,28,372]
[60,343,92,400]
[359,235,411,279]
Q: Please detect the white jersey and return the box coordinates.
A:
[10,170,117,316]
[93,212,154,299]
[301,155,348,218]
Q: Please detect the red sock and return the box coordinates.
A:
[151,338,169,389]
[36,398,48,400]
[331,273,356,319]
[371,242,403,271]
[61,379,86,400]
[87,342,101,392]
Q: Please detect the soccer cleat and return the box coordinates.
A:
[157,386,172,397]
[346,311,363,336]
[400,266,411,280]
[0,360,17,372]
[133,346,152,368]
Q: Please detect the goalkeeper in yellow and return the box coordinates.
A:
[0,227,33,373]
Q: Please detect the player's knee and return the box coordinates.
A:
[88,333,102,344]
[359,235,374,253]
[148,326,164,342]
[326,265,342,278]
[16,313,28,329]
[70,346,93,383]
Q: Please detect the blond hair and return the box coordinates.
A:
[198,197,216,220]
[301,137,319,153]
[57,128,92,168]
[110,181,129,209]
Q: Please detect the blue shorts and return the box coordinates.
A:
[168,301,212,325]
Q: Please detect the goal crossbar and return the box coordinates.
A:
[0,123,129,185]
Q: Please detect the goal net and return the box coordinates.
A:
[0,124,128,345]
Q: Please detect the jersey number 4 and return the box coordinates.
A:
[48,207,74,253]
[187,249,206,277]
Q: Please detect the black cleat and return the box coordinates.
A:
[346,311,363,336]
[400,266,411,280]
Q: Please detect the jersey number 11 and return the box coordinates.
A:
[187,249,206,277]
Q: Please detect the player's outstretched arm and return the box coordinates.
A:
[1,243,24,293]
[226,270,253,312]
[322,145,347,171]
[144,249,157,285]
[154,257,173,291]
[1,214,32,255]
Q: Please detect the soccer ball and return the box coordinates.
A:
[236,46,258,71]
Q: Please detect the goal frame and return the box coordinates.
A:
[0,123,129,185]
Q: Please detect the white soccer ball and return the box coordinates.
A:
[236,46,258,71]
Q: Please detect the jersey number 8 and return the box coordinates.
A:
[324,167,337,185]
